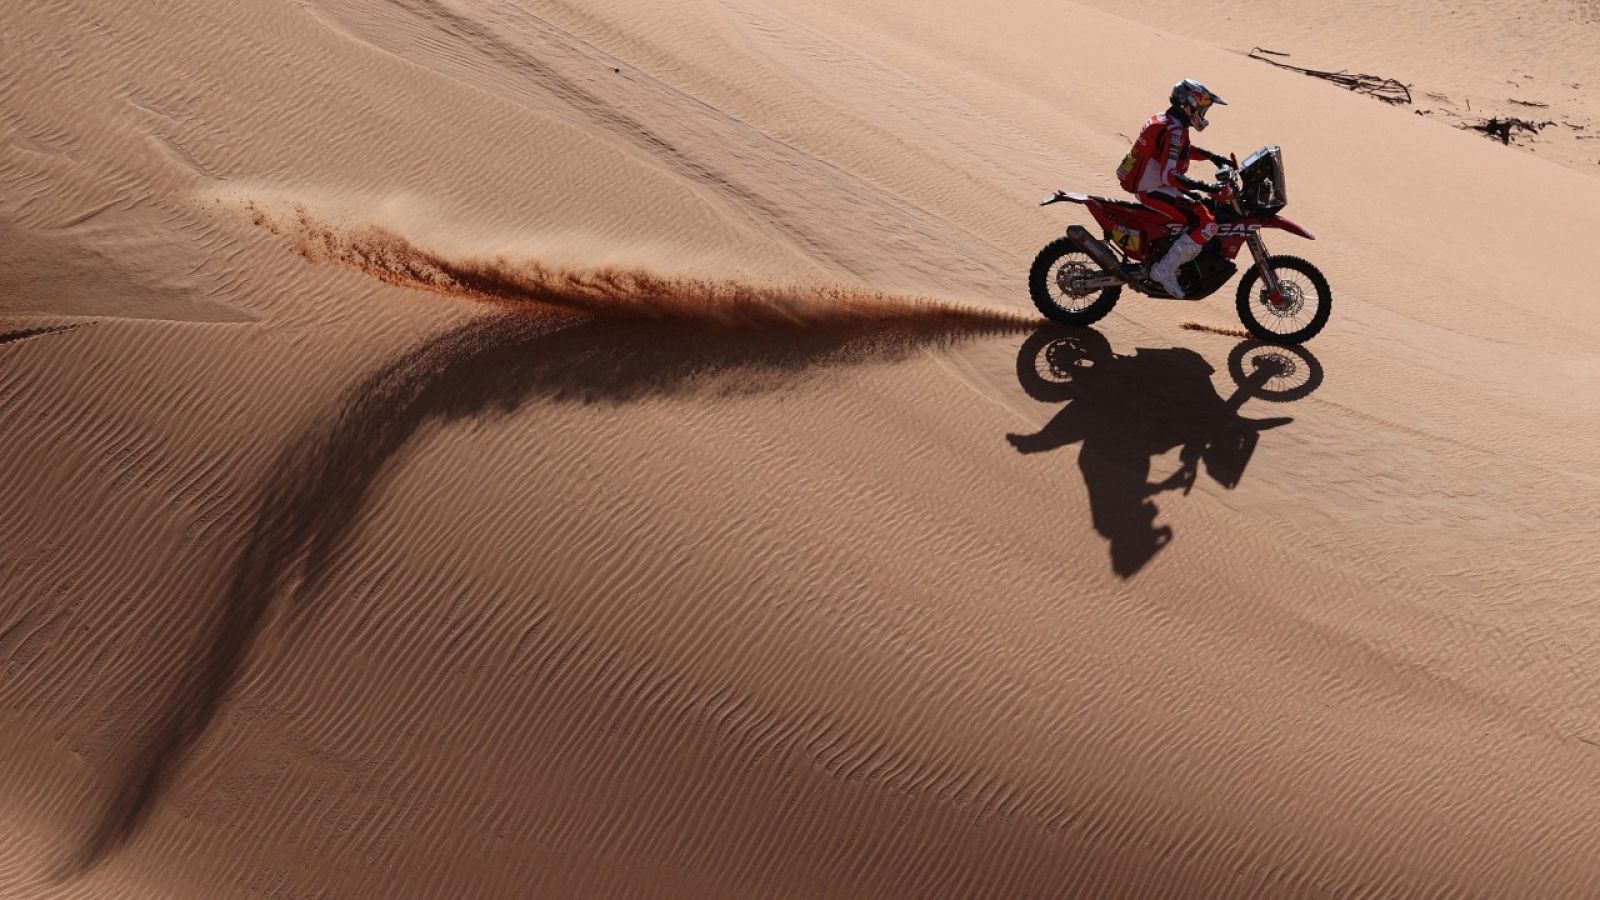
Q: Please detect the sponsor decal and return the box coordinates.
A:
[1164,222,1261,236]
[1111,226,1143,254]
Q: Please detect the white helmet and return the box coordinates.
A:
[1171,79,1227,131]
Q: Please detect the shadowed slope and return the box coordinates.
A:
[75,308,1028,870]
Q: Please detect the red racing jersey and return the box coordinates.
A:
[1118,113,1212,194]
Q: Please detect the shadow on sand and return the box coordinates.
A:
[72,309,1028,872]
[1007,325,1323,578]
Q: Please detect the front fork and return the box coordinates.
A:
[1245,232,1282,301]
[1228,191,1283,303]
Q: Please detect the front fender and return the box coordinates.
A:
[1263,215,1315,240]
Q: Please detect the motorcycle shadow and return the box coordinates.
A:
[1008,325,1323,578]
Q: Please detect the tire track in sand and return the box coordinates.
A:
[301,0,1016,295]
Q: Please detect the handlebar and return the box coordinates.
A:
[1217,154,1244,215]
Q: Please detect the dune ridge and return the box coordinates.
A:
[0,324,85,348]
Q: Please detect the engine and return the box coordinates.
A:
[1179,241,1238,299]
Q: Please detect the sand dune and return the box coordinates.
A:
[5,0,1600,897]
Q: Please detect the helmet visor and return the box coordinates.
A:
[1191,91,1222,130]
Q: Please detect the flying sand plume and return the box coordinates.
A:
[1180,321,1253,339]
[249,204,1034,330]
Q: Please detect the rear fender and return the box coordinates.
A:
[1084,204,1119,234]
[1041,191,1120,241]
[1041,191,1092,208]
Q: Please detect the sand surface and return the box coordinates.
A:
[4,0,1600,896]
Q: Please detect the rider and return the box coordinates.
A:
[1119,79,1234,298]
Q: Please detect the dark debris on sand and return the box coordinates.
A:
[1247,47,1412,105]
[1462,116,1554,145]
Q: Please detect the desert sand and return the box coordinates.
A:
[4,0,1600,896]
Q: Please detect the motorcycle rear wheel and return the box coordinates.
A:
[1029,237,1120,326]
[1234,255,1331,344]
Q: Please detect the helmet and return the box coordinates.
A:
[1170,79,1227,131]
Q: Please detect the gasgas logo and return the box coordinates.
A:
[1166,222,1261,237]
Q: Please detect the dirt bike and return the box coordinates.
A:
[1032,146,1332,344]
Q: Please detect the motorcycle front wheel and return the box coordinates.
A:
[1234,255,1332,344]
[1029,237,1121,326]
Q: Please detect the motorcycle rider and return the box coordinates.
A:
[1118,79,1234,298]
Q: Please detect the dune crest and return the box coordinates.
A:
[248,203,1032,330]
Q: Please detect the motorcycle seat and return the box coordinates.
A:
[1090,195,1151,211]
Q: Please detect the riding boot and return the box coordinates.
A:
[1150,233,1204,298]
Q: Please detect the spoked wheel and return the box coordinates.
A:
[1015,325,1114,403]
[1029,237,1121,326]
[1227,339,1324,402]
[1234,255,1332,344]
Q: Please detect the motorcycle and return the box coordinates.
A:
[1031,146,1332,344]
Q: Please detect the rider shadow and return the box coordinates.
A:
[1007,326,1322,578]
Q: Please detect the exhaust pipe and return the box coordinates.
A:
[1066,225,1139,289]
